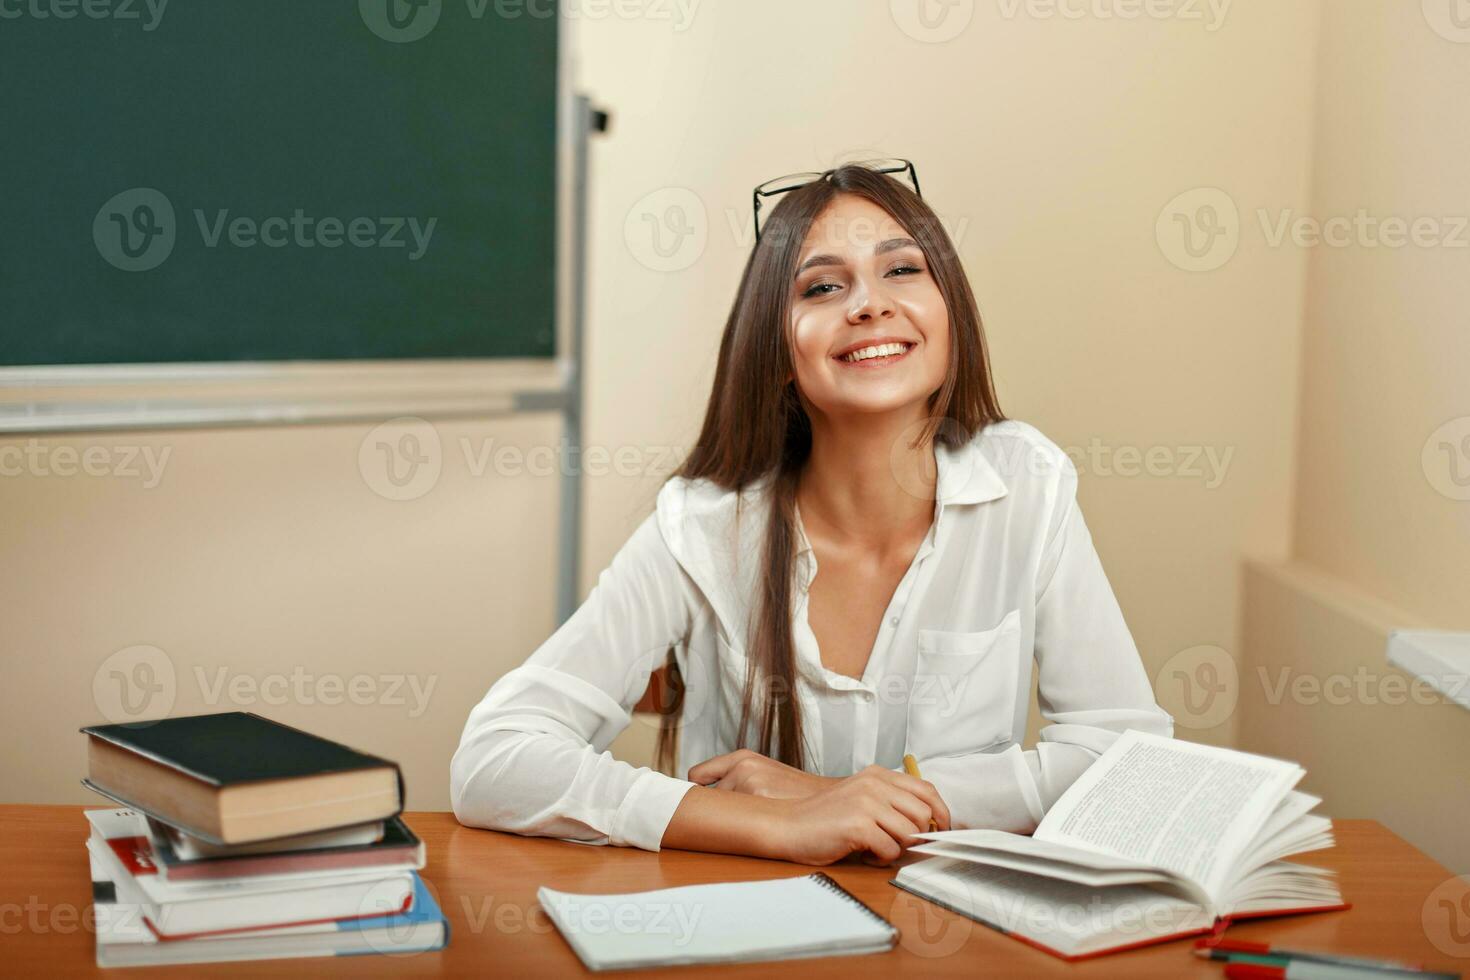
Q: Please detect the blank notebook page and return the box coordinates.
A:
[537,873,898,971]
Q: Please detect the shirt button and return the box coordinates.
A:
[889,616,900,627]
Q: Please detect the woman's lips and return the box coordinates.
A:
[833,342,915,368]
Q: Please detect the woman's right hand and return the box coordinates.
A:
[771,765,951,866]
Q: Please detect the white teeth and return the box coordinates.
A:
[840,342,910,363]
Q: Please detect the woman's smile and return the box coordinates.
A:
[832,338,917,368]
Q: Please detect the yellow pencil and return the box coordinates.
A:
[902,753,939,832]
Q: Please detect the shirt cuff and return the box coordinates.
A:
[608,768,696,851]
[922,745,1046,834]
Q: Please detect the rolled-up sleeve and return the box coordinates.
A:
[920,468,1173,834]
[450,512,697,852]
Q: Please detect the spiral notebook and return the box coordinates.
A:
[536,873,898,971]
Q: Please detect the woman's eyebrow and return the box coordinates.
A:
[875,236,921,255]
[794,253,842,277]
[793,237,922,278]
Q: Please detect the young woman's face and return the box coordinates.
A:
[787,193,950,424]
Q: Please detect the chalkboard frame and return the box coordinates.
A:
[0,9,579,436]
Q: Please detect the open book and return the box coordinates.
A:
[892,731,1346,960]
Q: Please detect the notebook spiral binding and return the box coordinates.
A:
[807,873,898,934]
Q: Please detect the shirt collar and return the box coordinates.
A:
[657,433,1011,613]
[793,435,1008,559]
[935,433,1010,506]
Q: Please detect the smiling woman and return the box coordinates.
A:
[450,163,1173,867]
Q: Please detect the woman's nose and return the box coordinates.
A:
[846,275,896,323]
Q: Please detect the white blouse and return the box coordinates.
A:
[451,420,1173,852]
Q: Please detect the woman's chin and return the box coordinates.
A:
[814,391,935,421]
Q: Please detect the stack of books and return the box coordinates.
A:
[79,712,448,968]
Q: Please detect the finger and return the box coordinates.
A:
[885,770,951,830]
[687,751,743,785]
[924,783,953,831]
[887,790,934,835]
[874,807,923,850]
[861,823,903,865]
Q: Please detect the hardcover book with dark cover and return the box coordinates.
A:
[81,712,403,844]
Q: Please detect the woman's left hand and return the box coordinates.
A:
[687,749,839,799]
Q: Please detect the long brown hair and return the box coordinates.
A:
[652,163,1005,773]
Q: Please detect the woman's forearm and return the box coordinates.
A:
[660,785,790,860]
[662,766,950,867]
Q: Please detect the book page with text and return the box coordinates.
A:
[1034,731,1301,901]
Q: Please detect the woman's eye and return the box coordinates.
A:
[799,263,921,298]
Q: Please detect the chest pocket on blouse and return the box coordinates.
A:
[907,608,1023,760]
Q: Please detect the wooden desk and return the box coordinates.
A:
[3,805,1464,977]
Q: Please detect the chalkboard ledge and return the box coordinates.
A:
[0,359,570,433]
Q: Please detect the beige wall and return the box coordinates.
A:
[1289,0,1470,629]
[1238,562,1470,873]
[5,3,1331,805]
[1233,2,1470,873]
[0,415,565,811]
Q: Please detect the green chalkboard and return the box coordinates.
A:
[0,1,558,366]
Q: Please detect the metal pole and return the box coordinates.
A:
[556,96,604,625]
